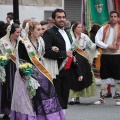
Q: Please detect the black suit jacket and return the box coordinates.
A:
[43,26,81,78]
[43,26,72,68]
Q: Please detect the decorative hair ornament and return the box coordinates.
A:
[25,22,29,35]
[6,20,13,36]
[21,22,30,38]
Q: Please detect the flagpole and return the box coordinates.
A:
[13,0,20,24]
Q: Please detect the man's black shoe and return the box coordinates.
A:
[113,92,119,99]
[104,93,112,98]
[75,101,80,104]
[69,101,75,105]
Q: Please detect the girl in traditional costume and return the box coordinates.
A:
[69,23,98,104]
[0,23,21,119]
[10,21,66,120]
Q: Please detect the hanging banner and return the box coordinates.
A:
[90,0,109,26]
[114,0,120,14]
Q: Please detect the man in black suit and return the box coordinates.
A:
[43,9,81,112]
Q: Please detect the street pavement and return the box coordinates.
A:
[66,86,120,120]
[0,85,120,120]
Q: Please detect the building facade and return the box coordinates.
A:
[0,0,82,23]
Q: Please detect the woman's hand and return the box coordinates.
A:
[52,46,59,53]
[54,47,59,52]
[23,76,29,80]
[78,76,83,81]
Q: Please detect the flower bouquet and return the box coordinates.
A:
[19,62,40,98]
[0,55,8,84]
[0,56,7,66]
[19,63,34,77]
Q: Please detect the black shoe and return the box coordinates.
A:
[104,93,112,98]
[113,93,120,99]
[69,101,75,105]
[2,114,10,120]
[75,101,80,104]
[113,92,117,99]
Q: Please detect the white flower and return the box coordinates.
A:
[27,77,40,98]
[0,66,6,84]
[71,39,79,51]
[29,77,40,89]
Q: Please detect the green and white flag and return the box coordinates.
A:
[90,0,109,26]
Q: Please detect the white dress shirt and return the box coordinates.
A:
[95,26,114,49]
[95,26,120,54]
[58,29,71,51]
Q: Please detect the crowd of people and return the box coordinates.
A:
[0,9,120,120]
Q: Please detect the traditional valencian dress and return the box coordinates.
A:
[10,37,66,120]
[69,27,97,99]
[0,34,19,115]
